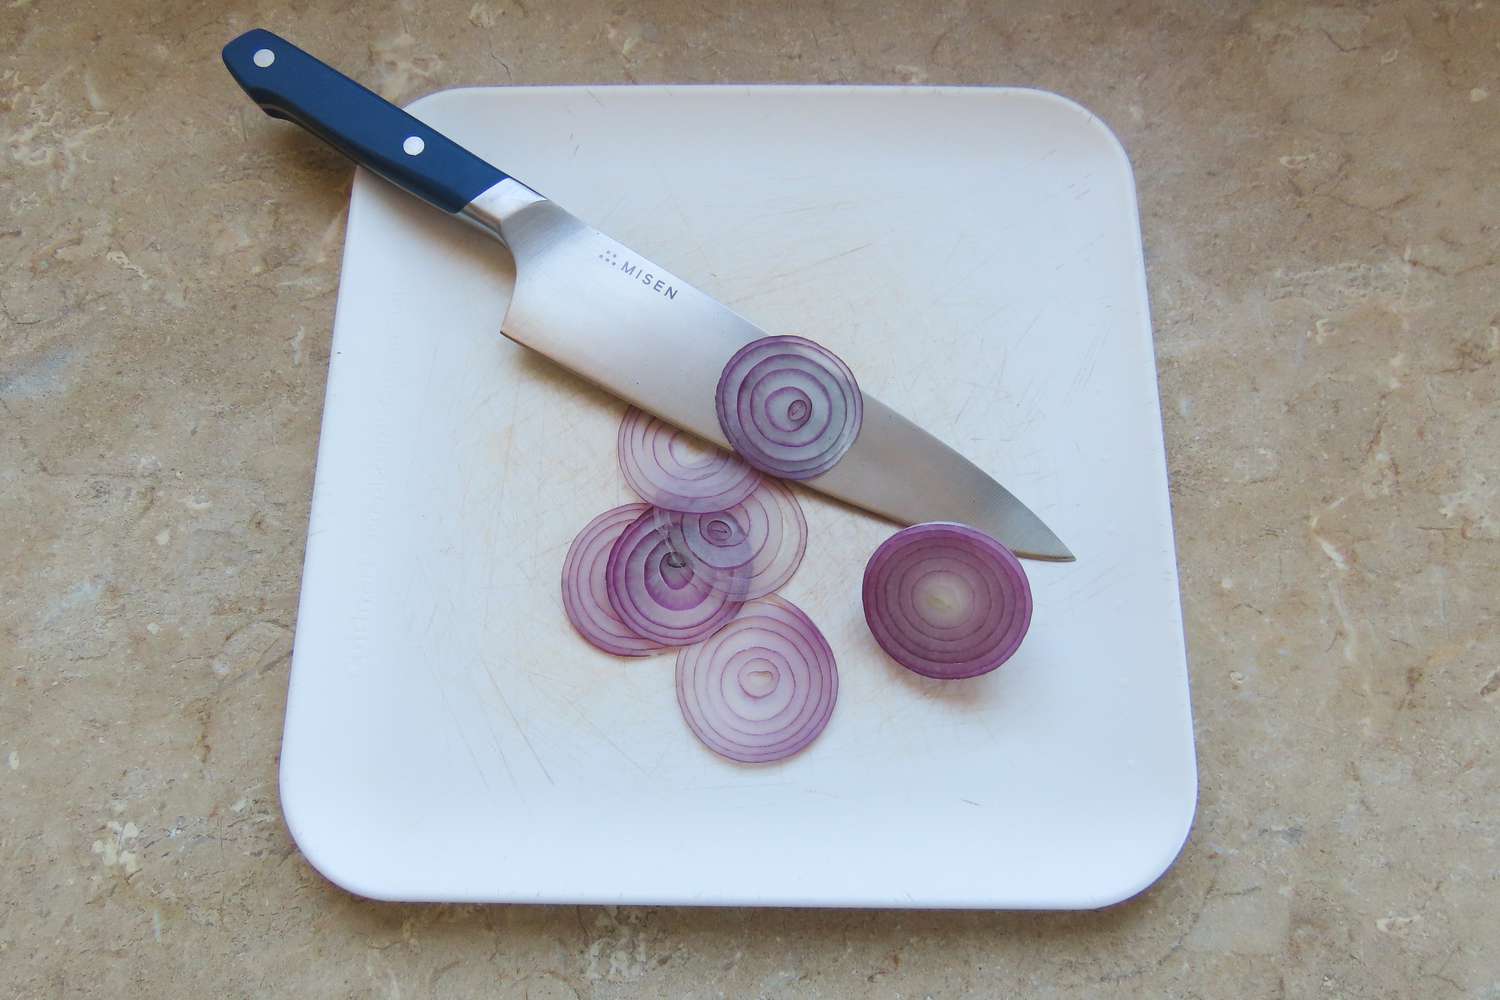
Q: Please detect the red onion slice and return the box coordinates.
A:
[862,522,1033,679]
[715,335,863,480]
[605,507,745,646]
[618,406,761,513]
[561,504,667,657]
[676,595,838,763]
[652,479,807,601]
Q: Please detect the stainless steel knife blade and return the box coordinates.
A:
[466,182,1073,561]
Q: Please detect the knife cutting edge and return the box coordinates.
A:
[221,29,1074,562]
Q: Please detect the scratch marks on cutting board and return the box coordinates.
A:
[439,669,499,795]
[525,669,651,777]
[724,241,874,305]
[485,670,555,785]
[1068,331,1108,396]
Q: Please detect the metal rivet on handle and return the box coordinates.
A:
[402,136,425,156]
[252,48,275,68]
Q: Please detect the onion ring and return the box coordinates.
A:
[605,507,745,646]
[652,479,807,601]
[862,522,1032,679]
[618,406,761,513]
[715,335,862,480]
[561,504,666,656]
[676,595,838,762]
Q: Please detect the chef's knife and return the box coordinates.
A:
[222,29,1073,561]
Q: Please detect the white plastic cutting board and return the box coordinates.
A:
[281,86,1195,908]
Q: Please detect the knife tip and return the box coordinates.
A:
[1011,529,1075,563]
[1022,548,1077,563]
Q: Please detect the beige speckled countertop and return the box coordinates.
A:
[3,1,1497,996]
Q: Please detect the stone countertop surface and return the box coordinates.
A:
[2,1,1496,996]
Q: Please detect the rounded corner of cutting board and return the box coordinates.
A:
[1085,782,1200,910]
[1000,87,1140,189]
[278,754,407,903]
